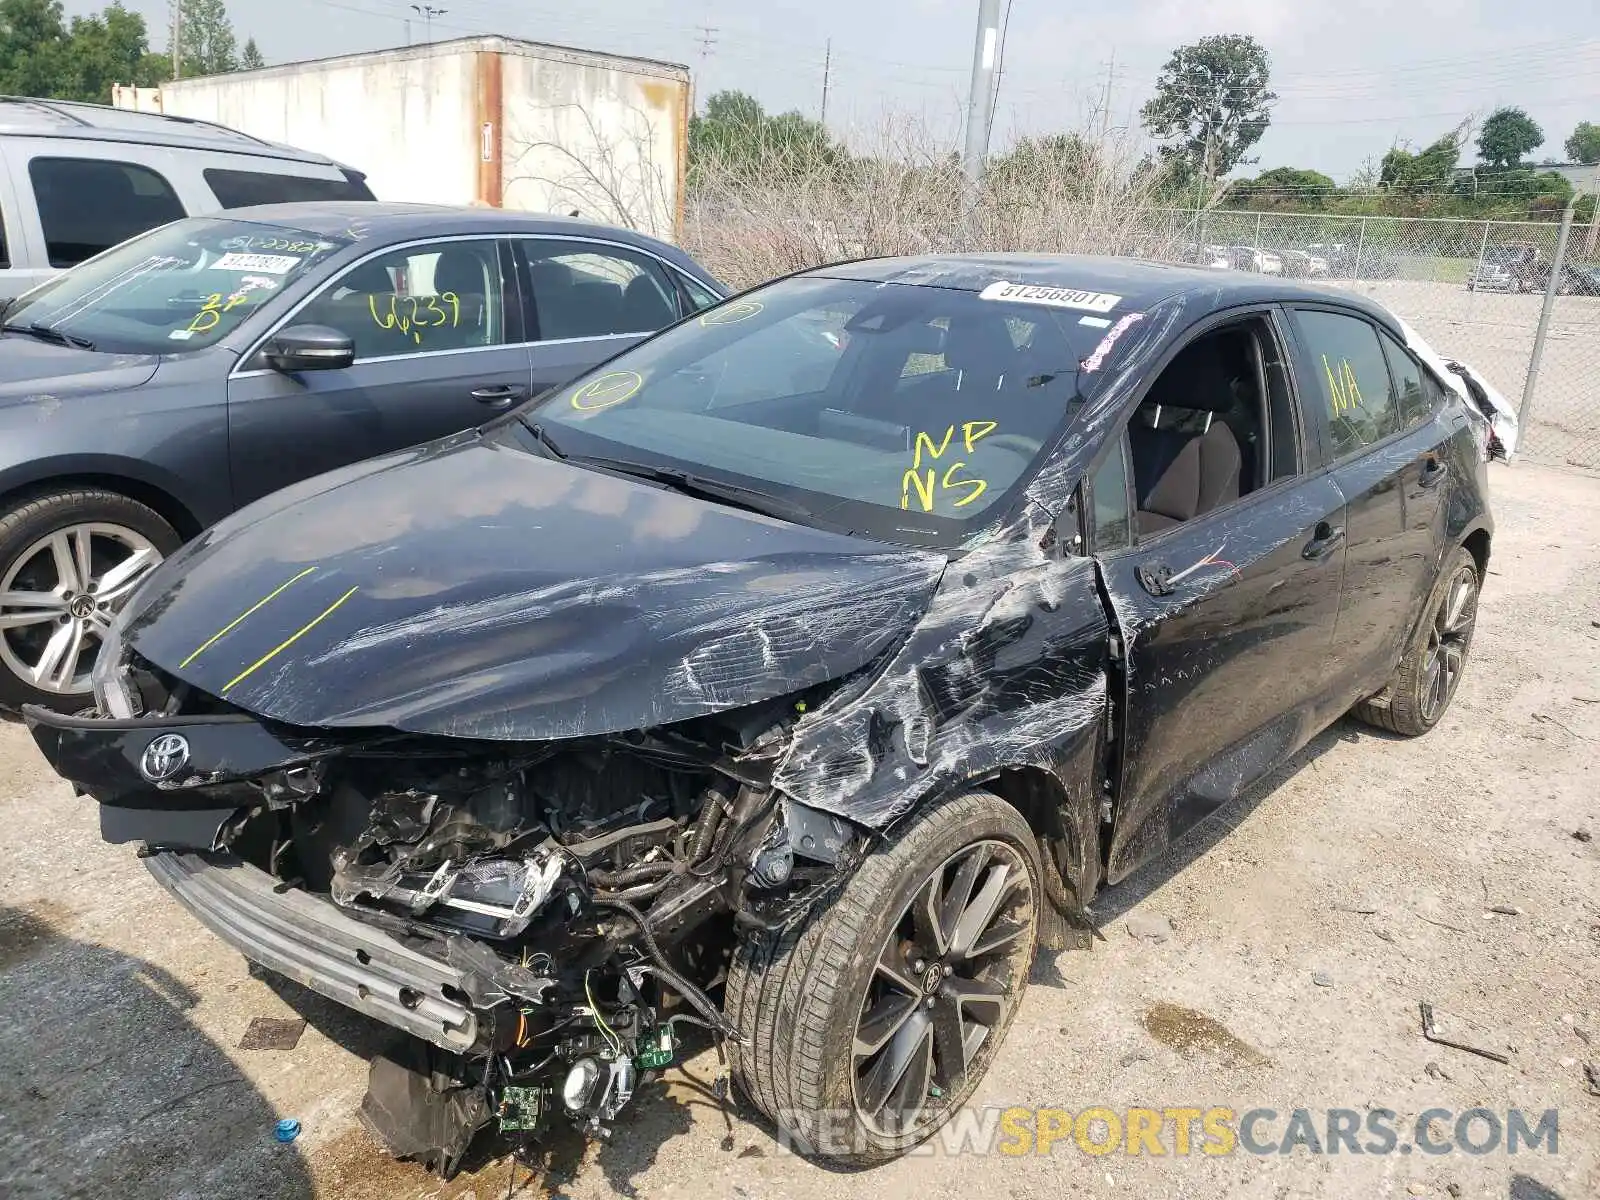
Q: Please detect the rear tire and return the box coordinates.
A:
[726,790,1039,1164]
[0,488,179,712]
[1351,546,1479,737]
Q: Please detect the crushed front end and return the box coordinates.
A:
[24,660,851,1177]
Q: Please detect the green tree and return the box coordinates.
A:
[239,35,263,69]
[1475,107,1543,170]
[0,0,73,96]
[178,0,235,76]
[1380,124,1466,195]
[1225,165,1336,209]
[1140,34,1277,184]
[688,89,836,179]
[0,0,166,102]
[1565,121,1600,165]
[69,2,166,100]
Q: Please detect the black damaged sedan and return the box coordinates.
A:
[24,255,1494,1173]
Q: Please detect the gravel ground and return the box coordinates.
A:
[1,460,1596,1200]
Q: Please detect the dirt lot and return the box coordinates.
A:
[1,461,1596,1200]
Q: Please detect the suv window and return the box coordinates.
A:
[29,157,186,268]
[204,168,376,208]
[523,239,679,340]
[296,239,509,360]
[1293,309,1398,458]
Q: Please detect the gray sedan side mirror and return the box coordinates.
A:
[265,324,355,372]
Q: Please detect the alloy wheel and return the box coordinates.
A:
[851,839,1034,1138]
[1419,564,1477,723]
[0,523,162,695]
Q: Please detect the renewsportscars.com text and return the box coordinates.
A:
[773,1106,1561,1159]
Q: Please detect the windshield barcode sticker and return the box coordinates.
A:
[979,281,1121,312]
[211,252,301,274]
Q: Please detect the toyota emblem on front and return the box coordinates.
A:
[139,733,191,782]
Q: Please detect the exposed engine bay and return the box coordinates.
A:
[62,680,858,1177]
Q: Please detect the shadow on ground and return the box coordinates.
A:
[0,902,314,1199]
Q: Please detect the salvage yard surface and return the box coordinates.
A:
[2,462,1597,1200]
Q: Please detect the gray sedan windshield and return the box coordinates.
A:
[4,218,350,354]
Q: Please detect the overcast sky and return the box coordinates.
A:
[97,0,1600,180]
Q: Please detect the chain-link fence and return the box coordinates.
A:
[1134,208,1600,471]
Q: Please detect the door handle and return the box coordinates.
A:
[471,384,526,408]
[1418,456,1448,488]
[1302,522,1345,561]
[1135,562,1176,597]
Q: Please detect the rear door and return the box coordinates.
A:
[226,235,531,506]
[1096,308,1348,882]
[514,236,689,396]
[1285,306,1445,700]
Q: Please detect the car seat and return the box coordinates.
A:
[1128,337,1245,535]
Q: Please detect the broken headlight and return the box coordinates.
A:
[90,607,140,719]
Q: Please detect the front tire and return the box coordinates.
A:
[727,790,1039,1164]
[1351,546,1479,737]
[0,489,179,711]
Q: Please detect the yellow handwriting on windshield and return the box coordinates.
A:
[185,291,251,335]
[368,293,461,344]
[900,420,996,511]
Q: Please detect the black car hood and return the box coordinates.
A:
[0,336,159,405]
[121,431,947,739]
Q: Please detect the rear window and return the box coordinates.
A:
[29,157,187,268]
[204,168,376,208]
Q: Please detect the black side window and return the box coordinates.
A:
[204,168,375,208]
[1377,329,1439,431]
[1090,436,1133,552]
[677,271,721,314]
[1292,309,1399,458]
[523,239,679,340]
[29,157,186,268]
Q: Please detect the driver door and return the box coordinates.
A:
[225,236,531,506]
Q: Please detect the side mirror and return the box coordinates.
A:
[264,324,354,372]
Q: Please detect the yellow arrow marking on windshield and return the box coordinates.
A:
[180,566,317,668]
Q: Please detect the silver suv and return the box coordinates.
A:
[0,96,373,300]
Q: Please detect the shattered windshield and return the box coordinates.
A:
[3,217,350,355]
[523,275,1129,547]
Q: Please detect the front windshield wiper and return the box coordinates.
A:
[520,421,568,460]
[569,456,817,525]
[2,321,95,351]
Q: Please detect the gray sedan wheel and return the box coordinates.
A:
[0,489,177,711]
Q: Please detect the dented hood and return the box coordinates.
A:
[119,430,946,739]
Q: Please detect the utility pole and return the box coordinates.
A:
[411,4,446,42]
[961,0,1002,186]
[1099,48,1116,141]
[820,39,831,125]
[170,0,180,81]
[696,25,719,65]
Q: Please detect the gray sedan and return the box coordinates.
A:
[0,202,727,710]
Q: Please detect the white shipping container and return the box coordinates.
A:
[116,36,692,240]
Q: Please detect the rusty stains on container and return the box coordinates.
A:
[475,50,504,207]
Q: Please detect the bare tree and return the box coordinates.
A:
[503,101,676,240]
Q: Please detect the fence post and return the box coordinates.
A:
[1254,210,1263,251]
[1517,199,1577,441]
[1470,221,1490,298]
[1353,217,1366,280]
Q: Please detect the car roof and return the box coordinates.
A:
[809,253,1404,331]
[205,202,702,267]
[0,95,350,168]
